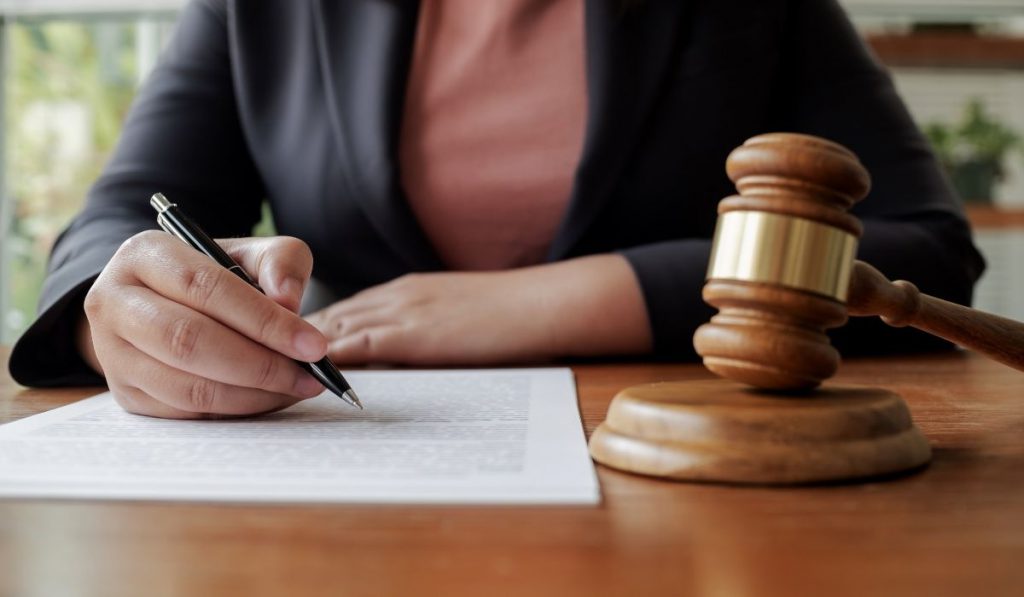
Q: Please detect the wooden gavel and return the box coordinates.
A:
[589,132,1022,485]
[692,133,1024,390]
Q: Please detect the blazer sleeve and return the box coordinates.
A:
[620,0,985,360]
[8,0,265,387]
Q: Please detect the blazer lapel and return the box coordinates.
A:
[312,0,442,271]
[549,1,691,259]
[311,0,689,268]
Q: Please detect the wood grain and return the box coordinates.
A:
[1,348,1023,597]
[849,260,1024,372]
[695,133,870,390]
[868,33,1024,70]
[966,205,1024,230]
[589,380,931,483]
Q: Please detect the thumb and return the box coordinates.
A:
[217,236,314,314]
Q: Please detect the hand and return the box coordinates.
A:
[78,232,329,419]
[306,254,652,365]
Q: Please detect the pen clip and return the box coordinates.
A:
[157,213,191,246]
[157,212,264,292]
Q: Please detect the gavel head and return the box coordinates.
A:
[692,133,871,390]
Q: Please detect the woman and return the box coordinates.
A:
[9,0,984,419]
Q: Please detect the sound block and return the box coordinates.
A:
[588,379,931,484]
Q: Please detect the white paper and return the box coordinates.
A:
[0,369,599,504]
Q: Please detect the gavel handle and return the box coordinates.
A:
[847,261,1024,372]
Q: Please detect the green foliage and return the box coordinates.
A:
[1,16,272,342]
[924,99,1021,203]
[3,19,150,341]
[253,202,278,237]
[925,99,1020,179]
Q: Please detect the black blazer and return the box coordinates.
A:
[10,0,985,386]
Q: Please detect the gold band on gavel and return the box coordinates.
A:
[706,211,859,302]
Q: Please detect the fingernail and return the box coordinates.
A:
[294,330,326,360]
[295,373,323,398]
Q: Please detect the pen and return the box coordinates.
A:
[149,193,362,409]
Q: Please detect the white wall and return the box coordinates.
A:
[840,0,1024,32]
[974,230,1024,320]
[840,0,1024,19]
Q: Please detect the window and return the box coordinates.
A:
[0,2,181,343]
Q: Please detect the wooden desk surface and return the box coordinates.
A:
[1,348,1022,597]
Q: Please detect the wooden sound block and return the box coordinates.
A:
[588,379,931,484]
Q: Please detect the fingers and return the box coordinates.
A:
[308,298,393,362]
[109,384,209,420]
[105,286,324,399]
[116,232,326,363]
[310,305,402,341]
[327,326,406,365]
[105,337,310,419]
[308,296,408,362]
[314,271,556,366]
[306,276,425,339]
[311,275,438,364]
[218,236,314,313]
[85,231,328,419]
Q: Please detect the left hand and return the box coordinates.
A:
[305,254,652,365]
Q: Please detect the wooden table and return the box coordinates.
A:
[1,348,1022,597]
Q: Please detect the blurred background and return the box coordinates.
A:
[1,0,1023,344]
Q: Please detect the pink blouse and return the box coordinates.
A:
[399,0,588,270]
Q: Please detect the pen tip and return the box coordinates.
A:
[343,389,363,410]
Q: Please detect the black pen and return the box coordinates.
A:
[150,193,362,409]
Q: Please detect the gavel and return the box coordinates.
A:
[589,132,1024,484]
[693,132,1024,390]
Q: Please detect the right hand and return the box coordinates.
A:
[78,231,329,419]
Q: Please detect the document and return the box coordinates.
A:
[0,369,599,504]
